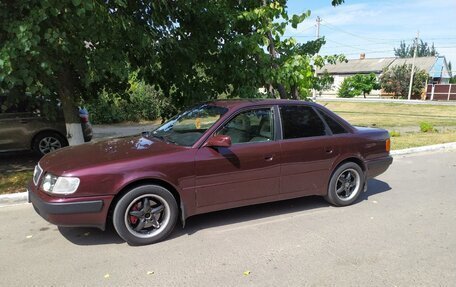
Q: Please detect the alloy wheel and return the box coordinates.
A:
[124,194,171,239]
[335,168,361,201]
[38,136,62,154]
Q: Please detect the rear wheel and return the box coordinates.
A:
[113,185,178,245]
[325,162,364,206]
[33,132,67,156]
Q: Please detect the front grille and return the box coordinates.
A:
[33,164,43,186]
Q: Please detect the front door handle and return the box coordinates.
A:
[19,119,28,124]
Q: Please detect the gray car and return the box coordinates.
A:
[0,95,92,156]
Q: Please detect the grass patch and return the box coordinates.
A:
[319,101,456,127]
[318,100,456,150]
[0,171,32,195]
[390,131,401,137]
[391,131,456,150]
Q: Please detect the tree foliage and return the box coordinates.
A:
[394,40,437,58]
[1,0,346,137]
[314,73,334,96]
[0,0,160,143]
[337,73,379,98]
[380,64,428,99]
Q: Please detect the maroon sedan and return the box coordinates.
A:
[29,99,392,245]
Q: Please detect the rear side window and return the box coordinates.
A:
[318,109,348,134]
[279,105,327,139]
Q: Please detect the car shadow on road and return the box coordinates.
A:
[359,178,392,201]
[57,178,391,246]
[170,178,391,239]
[58,226,124,246]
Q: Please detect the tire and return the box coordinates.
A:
[325,162,364,206]
[33,131,67,156]
[113,185,178,245]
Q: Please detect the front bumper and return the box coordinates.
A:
[366,156,393,178]
[28,186,113,230]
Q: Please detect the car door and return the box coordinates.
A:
[194,107,281,210]
[0,96,36,151]
[278,105,340,196]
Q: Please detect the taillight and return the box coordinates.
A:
[385,138,391,152]
[80,115,89,123]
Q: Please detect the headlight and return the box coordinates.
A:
[41,173,80,195]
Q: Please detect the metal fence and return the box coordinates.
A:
[426,84,456,101]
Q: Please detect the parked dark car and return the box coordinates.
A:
[28,99,392,245]
[0,95,92,156]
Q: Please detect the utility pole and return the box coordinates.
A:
[312,16,322,99]
[407,31,419,100]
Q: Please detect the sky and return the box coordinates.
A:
[285,0,456,73]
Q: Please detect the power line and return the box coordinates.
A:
[321,21,403,43]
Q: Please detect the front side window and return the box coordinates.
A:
[152,104,228,146]
[217,108,274,144]
[280,105,327,139]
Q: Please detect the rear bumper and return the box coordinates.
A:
[28,186,113,230]
[366,156,393,178]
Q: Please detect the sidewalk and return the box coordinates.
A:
[92,122,159,139]
[315,97,456,106]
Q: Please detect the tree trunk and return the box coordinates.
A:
[261,0,288,100]
[58,67,84,146]
[266,31,288,99]
[290,86,299,100]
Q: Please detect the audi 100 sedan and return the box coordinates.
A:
[29,99,392,245]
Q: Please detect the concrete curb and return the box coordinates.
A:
[1,142,455,207]
[0,191,28,207]
[391,142,456,156]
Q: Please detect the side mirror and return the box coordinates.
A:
[204,135,232,148]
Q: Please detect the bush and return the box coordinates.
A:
[84,81,168,124]
[337,78,357,98]
[337,73,379,98]
[420,122,436,133]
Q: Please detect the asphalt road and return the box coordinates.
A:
[1,151,455,286]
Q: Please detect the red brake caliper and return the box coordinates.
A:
[129,202,141,224]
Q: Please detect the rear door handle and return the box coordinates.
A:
[264,154,274,161]
[19,119,28,124]
[325,147,334,154]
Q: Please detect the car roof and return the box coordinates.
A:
[205,99,318,110]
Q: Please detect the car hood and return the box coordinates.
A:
[39,135,185,175]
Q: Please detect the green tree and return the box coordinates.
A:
[0,0,158,144]
[337,73,379,98]
[394,40,437,58]
[1,0,346,143]
[380,64,428,99]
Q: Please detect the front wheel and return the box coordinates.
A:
[113,185,178,245]
[325,162,364,206]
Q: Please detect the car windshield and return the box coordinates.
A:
[151,104,228,146]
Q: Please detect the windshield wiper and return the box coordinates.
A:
[152,133,177,145]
